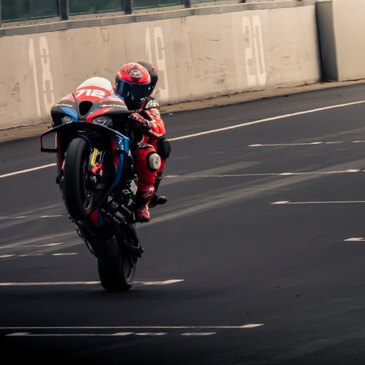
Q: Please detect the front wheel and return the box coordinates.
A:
[63,137,94,221]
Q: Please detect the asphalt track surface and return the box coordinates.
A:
[2,84,365,364]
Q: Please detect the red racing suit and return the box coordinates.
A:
[130,97,170,219]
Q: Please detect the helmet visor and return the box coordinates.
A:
[116,80,150,105]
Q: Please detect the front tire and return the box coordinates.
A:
[63,137,94,221]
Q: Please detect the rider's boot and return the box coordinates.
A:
[135,186,155,223]
[150,172,167,208]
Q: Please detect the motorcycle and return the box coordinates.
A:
[40,81,144,291]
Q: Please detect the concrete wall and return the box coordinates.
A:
[317,0,365,81]
[0,5,320,129]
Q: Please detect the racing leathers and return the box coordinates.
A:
[129,97,170,222]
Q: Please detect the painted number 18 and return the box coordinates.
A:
[28,36,55,117]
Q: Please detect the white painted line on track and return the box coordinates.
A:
[3,324,264,337]
[43,242,63,247]
[272,200,365,205]
[344,237,365,242]
[0,216,27,220]
[0,279,185,287]
[6,332,135,337]
[0,252,78,259]
[6,332,30,336]
[4,331,220,337]
[0,281,99,286]
[3,324,264,338]
[140,279,184,286]
[166,169,361,179]
[250,142,325,147]
[52,252,78,256]
[0,324,264,330]
[0,163,56,179]
[40,215,63,218]
[182,332,216,336]
[169,99,365,142]
[0,215,63,220]
[0,231,75,250]
[249,140,365,148]
[18,254,44,257]
[240,324,264,329]
[135,332,167,336]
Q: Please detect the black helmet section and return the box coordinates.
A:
[136,60,158,96]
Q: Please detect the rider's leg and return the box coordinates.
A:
[134,144,161,222]
[150,159,167,207]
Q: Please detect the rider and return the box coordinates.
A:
[115,61,170,223]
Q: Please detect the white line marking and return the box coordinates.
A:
[272,200,365,205]
[0,163,56,179]
[0,255,15,259]
[135,332,167,336]
[18,254,44,257]
[240,324,264,329]
[0,279,185,287]
[0,281,99,286]
[0,232,75,250]
[169,100,365,141]
[249,142,324,147]
[140,279,184,286]
[40,215,63,218]
[249,141,348,147]
[6,332,30,336]
[0,215,63,220]
[344,237,365,242]
[0,216,27,220]
[6,332,135,337]
[52,253,78,256]
[0,324,264,330]
[166,169,361,179]
[182,332,216,336]
[4,332,222,337]
[43,243,63,247]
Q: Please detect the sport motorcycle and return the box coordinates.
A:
[40,83,143,291]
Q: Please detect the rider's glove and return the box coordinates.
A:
[128,113,151,132]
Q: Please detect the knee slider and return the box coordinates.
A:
[147,152,161,172]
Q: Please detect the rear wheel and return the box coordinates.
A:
[63,137,94,221]
[97,252,136,291]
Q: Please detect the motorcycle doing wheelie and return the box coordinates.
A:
[40,79,143,291]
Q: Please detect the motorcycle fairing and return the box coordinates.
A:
[40,121,130,155]
[51,93,78,125]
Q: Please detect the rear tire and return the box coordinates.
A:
[63,138,94,221]
[97,252,136,291]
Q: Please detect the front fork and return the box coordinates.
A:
[88,147,105,186]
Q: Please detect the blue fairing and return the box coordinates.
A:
[111,132,131,189]
[61,107,78,122]
[96,209,103,227]
[112,153,124,189]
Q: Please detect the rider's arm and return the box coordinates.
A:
[129,108,166,139]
